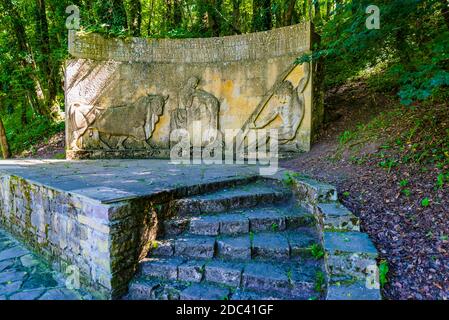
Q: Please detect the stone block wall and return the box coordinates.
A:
[0,175,159,299]
[66,23,323,159]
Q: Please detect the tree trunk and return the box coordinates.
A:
[0,115,11,159]
[1,0,45,117]
[207,0,222,36]
[314,0,321,22]
[165,0,173,31]
[232,0,241,31]
[173,0,182,27]
[128,0,142,36]
[35,0,57,106]
[284,0,296,26]
[95,0,128,30]
[147,0,155,35]
[326,0,332,19]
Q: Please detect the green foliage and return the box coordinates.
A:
[379,260,389,288]
[399,179,409,188]
[309,243,325,260]
[2,110,63,157]
[339,130,357,145]
[421,197,430,207]
[299,0,449,106]
[282,171,301,186]
[401,189,411,197]
[314,271,326,293]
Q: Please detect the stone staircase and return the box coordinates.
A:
[125,179,326,300]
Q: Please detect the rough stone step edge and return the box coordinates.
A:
[267,169,381,300]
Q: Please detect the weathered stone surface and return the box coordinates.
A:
[0,271,27,284]
[282,209,316,228]
[288,261,320,298]
[219,214,249,235]
[20,254,40,268]
[174,236,215,259]
[140,258,183,281]
[291,175,337,207]
[286,229,319,257]
[324,231,378,281]
[150,240,174,257]
[0,281,22,295]
[0,246,28,262]
[252,233,290,259]
[0,229,86,300]
[0,160,264,298]
[38,288,81,300]
[178,260,205,283]
[242,262,290,295]
[327,282,382,300]
[126,279,159,300]
[317,203,360,231]
[217,236,251,260]
[9,289,45,300]
[324,232,378,256]
[22,272,58,290]
[205,261,243,287]
[182,183,290,215]
[189,216,220,236]
[231,289,283,300]
[180,284,230,300]
[163,218,189,236]
[0,260,13,272]
[246,209,286,232]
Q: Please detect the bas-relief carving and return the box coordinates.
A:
[66,24,319,159]
[170,77,222,149]
[69,94,168,150]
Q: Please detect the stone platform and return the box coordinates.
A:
[0,160,262,298]
[0,160,381,300]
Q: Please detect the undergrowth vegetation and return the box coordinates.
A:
[336,100,449,192]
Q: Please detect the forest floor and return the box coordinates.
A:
[14,82,449,300]
[282,82,449,300]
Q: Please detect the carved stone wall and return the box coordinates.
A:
[65,23,322,159]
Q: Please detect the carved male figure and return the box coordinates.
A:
[171,76,220,147]
[250,80,304,144]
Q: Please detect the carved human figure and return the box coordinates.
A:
[250,80,304,144]
[171,76,220,147]
[241,63,310,154]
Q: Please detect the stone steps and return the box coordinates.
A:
[126,178,325,300]
[152,228,319,261]
[128,257,321,300]
[163,204,316,236]
[169,180,292,216]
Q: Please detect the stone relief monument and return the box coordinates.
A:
[69,94,168,150]
[66,22,323,159]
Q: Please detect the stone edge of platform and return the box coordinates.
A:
[269,169,382,301]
